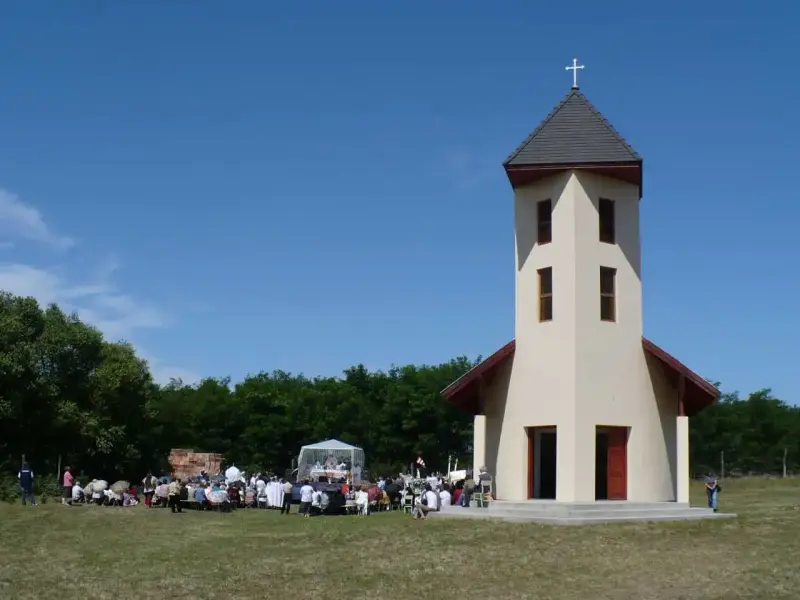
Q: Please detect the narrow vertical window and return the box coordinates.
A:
[600,267,616,322]
[537,200,552,244]
[599,198,615,244]
[538,267,553,322]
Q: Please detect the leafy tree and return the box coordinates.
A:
[2,288,799,497]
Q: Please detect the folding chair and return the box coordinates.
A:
[474,477,493,508]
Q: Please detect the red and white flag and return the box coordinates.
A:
[416,456,426,468]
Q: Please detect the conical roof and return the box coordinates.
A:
[504,89,641,167]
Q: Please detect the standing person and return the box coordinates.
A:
[142,472,157,508]
[299,479,314,518]
[168,478,182,513]
[459,476,475,507]
[18,462,36,507]
[281,479,293,515]
[705,473,721,512]
[62,466,74,506]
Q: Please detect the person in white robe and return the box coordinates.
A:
[268,478,283,508]
[439,488,452,507]
[224,465,241,485]
[355,488,369,515]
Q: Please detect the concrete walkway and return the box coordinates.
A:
[430,500,737,525]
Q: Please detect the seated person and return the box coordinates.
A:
[477,466,493,489]
[257,485,268,508]
[452,481,463,506]
[412,487,439,520]
[367,486,382,504]
[71,482,84,504]
[311,489,322,513]
[195,484,208,509]
[123,490,139,506]
[384,480,401,505]
[378,490,390,511]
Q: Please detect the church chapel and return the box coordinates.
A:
[441,64,718,504]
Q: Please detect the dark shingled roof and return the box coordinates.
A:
[504,89,642,167]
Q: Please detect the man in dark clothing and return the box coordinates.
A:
[384,480,400,507]
[18,463,36,507]
[280,479,293,514]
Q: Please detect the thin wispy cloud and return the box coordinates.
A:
[0,188,75,250]
[0,262,166,340]
[0,186,189,383]
[137,345,202,386]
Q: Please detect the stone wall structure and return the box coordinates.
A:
[168,448,223,480]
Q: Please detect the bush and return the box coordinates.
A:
[0,473,61,503]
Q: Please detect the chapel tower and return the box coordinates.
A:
[501,64,646,502]
[442,61,719,509]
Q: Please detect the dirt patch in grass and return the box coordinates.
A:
[1,479,798,599]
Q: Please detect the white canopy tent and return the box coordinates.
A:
[297,439,365,483]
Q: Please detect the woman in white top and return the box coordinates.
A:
[412,488,439,520]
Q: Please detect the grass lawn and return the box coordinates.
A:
[1,479,799,600]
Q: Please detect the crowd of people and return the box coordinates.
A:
[16,461,495,520]
[379,466,494,519]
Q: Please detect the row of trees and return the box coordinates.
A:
[1,291,799,491]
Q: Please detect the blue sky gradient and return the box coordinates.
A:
[0,1,797,400]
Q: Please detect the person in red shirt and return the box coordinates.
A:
[452,481,463,506]
[62,466,74,506]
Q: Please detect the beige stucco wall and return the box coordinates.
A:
[483,170,685,502]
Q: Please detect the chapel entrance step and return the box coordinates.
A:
[431,501,737,525]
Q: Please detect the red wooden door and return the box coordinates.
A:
[606,427,627,500]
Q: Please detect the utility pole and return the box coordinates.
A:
[720,450,725,479]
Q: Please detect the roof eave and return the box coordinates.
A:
[442,337,718,416]
[504,160,643,197]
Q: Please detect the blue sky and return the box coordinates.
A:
[0,2,796,400]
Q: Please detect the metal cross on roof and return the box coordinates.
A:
[565,57,585,89]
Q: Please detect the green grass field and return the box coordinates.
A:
[1,479,798,600]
